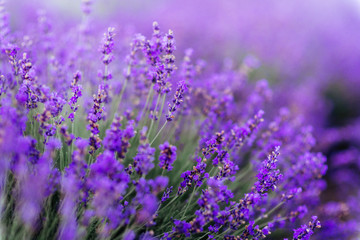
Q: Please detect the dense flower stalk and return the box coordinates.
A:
[158,141,177,171]
[16,53,48,109]
[87,85,105,154]
[145,22,176,94]
[124,34,145,81]
[81,0,93,15]
[68,71,82,122]
[3,44,19,77]
[100,27,115,65]
[289,216,321,240]
[103,116,135,159]
[166,79,188,121]
[230,147,282,230]
[59,139,88,239]
[132,126,155,175]
[255,146,282,195]
[163,29,176,76]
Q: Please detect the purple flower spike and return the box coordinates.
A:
[163,29,176,76]
[133,126,155,175]
[81,0,93,15]
[68,71,82,122]
[254,146,282,196]
[293,216,321,240]
[158,141,177,171]
[101,27,115,65]
[103,116,136,159]
[166,80,188,122]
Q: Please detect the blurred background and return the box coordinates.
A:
[4,0,360,238]
[6,0,360,97]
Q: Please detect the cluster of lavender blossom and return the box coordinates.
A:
[0,0,355,239]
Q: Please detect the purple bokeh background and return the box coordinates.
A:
[7,0,360,86]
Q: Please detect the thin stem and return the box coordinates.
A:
[158,194,179,213]
[229,202,286,237]
[138,83,154,124]
[150,121,168,146]
[154,94,167,131]
[209,166,217,177]
[254,201,284,224]
[147,93,161,138]
[133,198,167,233]
[122,187,135,202]
[259,216,289,229]
[230,163,253,191]
[70,121,75,157]
[166,115,183,142]
[60,145,64,170]
[121,215,135,239]
[103,77,129,136]
[117,77,128,111]
[181,186,197,219]
[104,65,108,82]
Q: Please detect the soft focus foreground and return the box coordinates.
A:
[0,0,359,239]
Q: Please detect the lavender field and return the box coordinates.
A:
[0,0,360,239]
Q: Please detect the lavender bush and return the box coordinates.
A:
[0,0,358,239]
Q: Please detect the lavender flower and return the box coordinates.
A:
[81,0,93,15]
[162,29,176,76]
[3,44,19,76]
[100,27,115,64]
[292,216,321,240]
[16,53,48,109]
[166,80,188,121]
[161,186,173,203]
[158,141,177,171]
[255,146,282,195]
[134,176,168,224]
[18,141,58,228]
[178,157,209,195]
[87,150,130,234]
[145,22,176,94]
[133,126,155,175]
[60,125,75,146]
[87,85,106,154]
[124,34,146,81]
[103,116,136,159]
[68,71,82,122]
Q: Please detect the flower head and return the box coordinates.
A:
[158,141,177,171]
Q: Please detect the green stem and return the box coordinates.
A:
[158,194,179,213]
[154,94,167,133]
[147,93,161,138]
[166,115,183,142]
[209,166,217,177]
[70,121,74,158]
[254,201,284,224]
[117,77,128,112]
[229,202,285,237]
[139,84,154,124]
[31,111,36,138]
[181,186,197,219]
[150,121,168,146]
[103,77,129,136]
[122,187,135,202]
[60,146,65,170]
[104,64,108,83]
